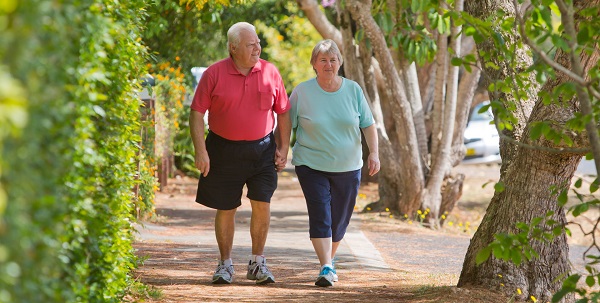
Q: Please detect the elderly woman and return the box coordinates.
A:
[289,39,380,287]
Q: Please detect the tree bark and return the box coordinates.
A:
[459,1,599,301]
[295,0,343,48]
[346,0,425,215]
[295,0,481,220]
[424,0,464,227]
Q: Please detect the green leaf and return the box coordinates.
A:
[493,245,506,260]
[577,26,590,45]
[93,105,107,118]
[530,123,544,141]
[562,134,573,147]
[437,15,446,33]
[411,0,420,13]
[355,29,364,42]
[464,26,476,37]
[485,62,500,70]
[476,246,492,265]
[564,274,582,288]
[591,180,599,193]
[553,289,571,303]
[510,250,522,266]
[557,190,568,206]
[552,226,563,236]
[572,203,589,217]
[516,222,529,232]
[540,8,553,30]
[494,182,505,193]
[586,275,595,287]
[574,178,583,188]
[565,228,572,237]
[450,57,462,67]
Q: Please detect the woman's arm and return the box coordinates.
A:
[362,124,380,176]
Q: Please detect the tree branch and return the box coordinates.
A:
[295,0,343,50]
[512,0,587,85]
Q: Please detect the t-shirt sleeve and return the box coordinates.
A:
[289,87,299,129]
[273,72,290,114]
[357,84,375,128]
[190,69,212,113]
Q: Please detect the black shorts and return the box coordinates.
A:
[195,131,278,210]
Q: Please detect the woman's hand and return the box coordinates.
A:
[274,148,288,172]
[367,152,380,176]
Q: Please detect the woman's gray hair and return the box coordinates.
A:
[227,22,256,49]
[310,39,343,66]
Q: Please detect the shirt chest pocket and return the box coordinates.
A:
[259,91,273,110]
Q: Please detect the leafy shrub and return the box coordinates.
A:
[0,0,148,302]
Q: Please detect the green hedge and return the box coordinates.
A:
[0,0,148,302]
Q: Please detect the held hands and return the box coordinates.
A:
[195,150,210,177]
[274,148,288,172]
[367,152,380,176]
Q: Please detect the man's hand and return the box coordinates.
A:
[274,148,288,172]
[195,150,210,177]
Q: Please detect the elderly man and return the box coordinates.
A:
[189,21,291,285]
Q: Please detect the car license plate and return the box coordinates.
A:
[466,148,476,156]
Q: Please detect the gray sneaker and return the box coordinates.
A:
[212,261,234,284]
[247,258,275,284]
[315,265,335,287]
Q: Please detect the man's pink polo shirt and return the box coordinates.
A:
[190,57,290,141]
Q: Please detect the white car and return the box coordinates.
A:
[462,101,501,165]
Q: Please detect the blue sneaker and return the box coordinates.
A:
[315,265,335,287]
[332,258,339,282]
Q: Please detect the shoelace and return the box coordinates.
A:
[256,262,270,274]
[216,264,233,275]
[320,266,334,276]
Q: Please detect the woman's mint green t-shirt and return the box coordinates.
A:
[290,77,374,172]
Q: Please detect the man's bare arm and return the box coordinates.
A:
[190,110,210,177]
[274,111,292,172]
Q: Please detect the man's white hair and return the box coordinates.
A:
[227,22,256,49]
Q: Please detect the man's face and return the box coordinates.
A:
[231,30,261,69]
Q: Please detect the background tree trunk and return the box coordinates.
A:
[295,0,480,221]
[346,0,425,215]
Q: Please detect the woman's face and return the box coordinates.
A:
[313,52,340,79]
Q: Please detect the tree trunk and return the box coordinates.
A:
[459,1,599,301]
[402,61,429,175]
[423,0,464,227]
[295,0,343,48]
[295,0,480,220]
[346,0,425,215]
[458,148,577,302]
[451,63,481,166]
[337,7,375,183]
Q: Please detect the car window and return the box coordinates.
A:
[469,103,494,122]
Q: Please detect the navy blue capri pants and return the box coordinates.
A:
[295,165,361,242]
[195,131,277,210]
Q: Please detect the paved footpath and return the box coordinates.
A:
[133,168,593,302]
[135,169,390,276]
[133,169,414,303]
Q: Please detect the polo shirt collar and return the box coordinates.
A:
[227,57,263,75]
